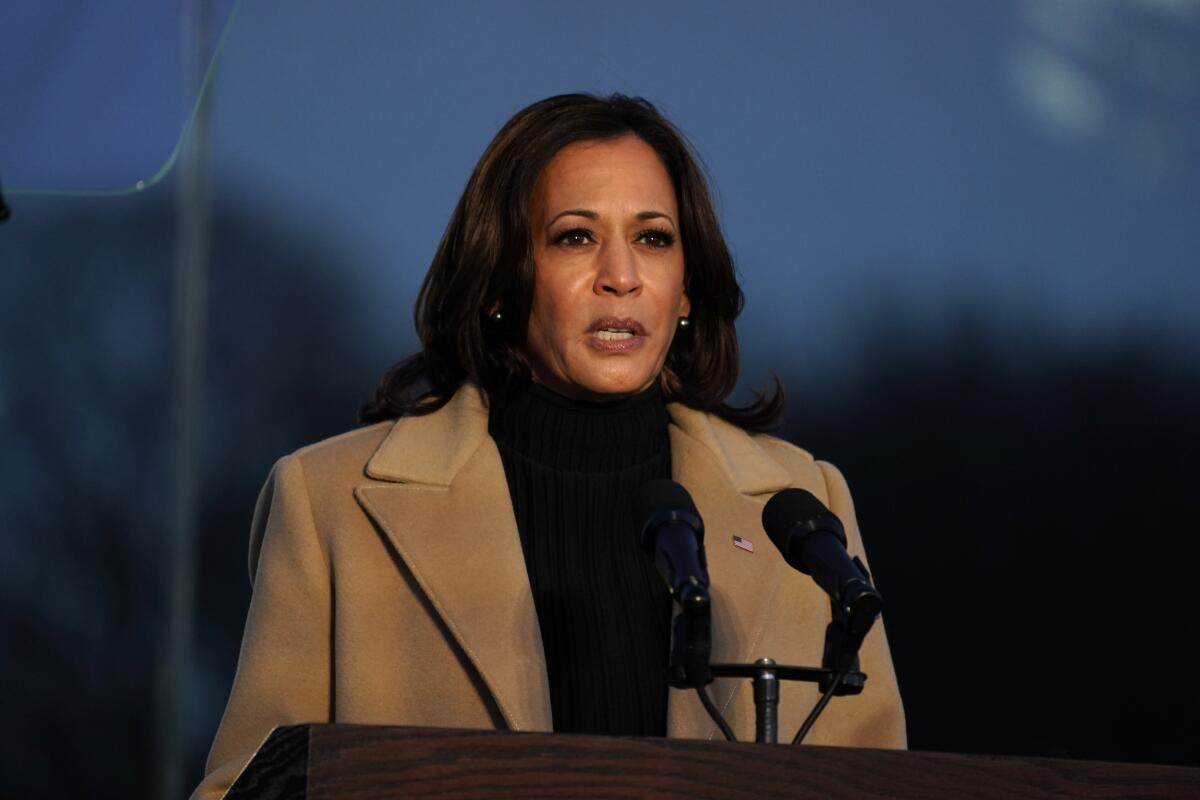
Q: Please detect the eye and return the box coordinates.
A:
[637,227,676,249]
[552,227,594,248]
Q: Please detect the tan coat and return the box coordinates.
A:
[193,386,906,799]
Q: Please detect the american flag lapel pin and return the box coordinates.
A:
[732,535,754,553]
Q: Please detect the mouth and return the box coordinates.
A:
[587,317,647,351]
[594,329,636,341]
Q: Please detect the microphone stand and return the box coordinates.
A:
[694,594,878,745]
[666,576,712,689]
[705,662,864,743]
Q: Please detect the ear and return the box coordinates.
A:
[679,291,691,319]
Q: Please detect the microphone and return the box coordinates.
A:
[634,479,711,687]
[761,488,882,676]
[634,479,709,600]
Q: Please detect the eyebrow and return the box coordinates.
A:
[547,208,677,228]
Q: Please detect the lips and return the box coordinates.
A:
[587,317,647,352]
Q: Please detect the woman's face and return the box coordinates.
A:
[524,135,689,400]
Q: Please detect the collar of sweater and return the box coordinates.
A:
[487,380,669,473]
[364,383,797,496]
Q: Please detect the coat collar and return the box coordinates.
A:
[364,384,794,495]
[364,386,492,486]
[357,383,794,738]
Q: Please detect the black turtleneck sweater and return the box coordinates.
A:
[488,381,673,736]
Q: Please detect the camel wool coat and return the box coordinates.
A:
[193,385,906,799]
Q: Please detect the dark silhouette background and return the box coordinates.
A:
[0,186,379,796]
[2,184,1196,798]
[782,313,1200,765]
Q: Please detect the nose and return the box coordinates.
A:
[593,240,642,297]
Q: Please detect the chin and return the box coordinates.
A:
[574,369,658,399]
[536,350,664,400]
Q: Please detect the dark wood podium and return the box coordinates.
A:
[228,724,1199,799]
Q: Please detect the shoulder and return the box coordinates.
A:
[750,431,817,470]
[751,431,847,483]
[256,421,396,529]
[751,429,851,499]
[247,421,395,581]
[670,403,842,499]
[752,431,851,502]
[279,420,395,484]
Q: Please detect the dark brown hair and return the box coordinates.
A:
[361,92,783,430]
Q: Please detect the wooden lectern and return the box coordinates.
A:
[227,724,1200,799]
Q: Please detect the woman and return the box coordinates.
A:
[194,93,905,799]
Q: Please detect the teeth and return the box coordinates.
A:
[595,329,634,341]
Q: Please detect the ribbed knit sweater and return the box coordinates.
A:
[488,380,673,735]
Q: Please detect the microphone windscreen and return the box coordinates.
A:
[761,488,847,552]
[634,479,702,552]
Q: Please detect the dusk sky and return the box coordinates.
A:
[4,5,1200,793]
[6,0,1199,378]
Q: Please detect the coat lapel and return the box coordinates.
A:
[353,387,551,732]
